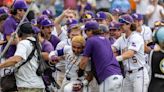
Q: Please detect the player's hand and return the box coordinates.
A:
[50,55,59,64]
[77,68,84,77]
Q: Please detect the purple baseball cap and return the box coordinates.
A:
[109,21,122,30]
[13,0,27,10]
[111,8,123,15]
[37,15,48,25]
[41,18,54,27]
[66,19,78,25]
[67,24,80,33]
[42,9,54,18]
[118,14,134,24]
[0,7,9,15]
[84,21,99,31]
[95,11,107,20]
[82,11,95,20]
[131,13,143,21]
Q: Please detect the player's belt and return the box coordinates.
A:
[128,67,143,74]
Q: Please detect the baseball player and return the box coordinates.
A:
[148,27,164,92]
[131,13,153,73]
[1,0,28,77]
[112,14,149,92]
[54,24,82,88]
[78,21,123,92]
[49,35,91,92]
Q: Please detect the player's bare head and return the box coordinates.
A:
[72,35,85,55]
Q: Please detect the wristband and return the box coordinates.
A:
[116,55,123,62]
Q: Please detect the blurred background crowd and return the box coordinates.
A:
[0,0,163,28]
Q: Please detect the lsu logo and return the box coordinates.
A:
[160,58,164,74]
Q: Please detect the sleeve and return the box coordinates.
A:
[144,27,152,42]
[128,34,143,52]
[49,45,71,57]
[83,39,93,57]
[112,37,121,51]
[14,42,28,60]
[42,40,54,53]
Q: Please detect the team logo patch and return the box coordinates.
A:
[160,58,164,74]
[131,42,136,47]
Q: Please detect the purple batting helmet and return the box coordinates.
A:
[13,0,27,10]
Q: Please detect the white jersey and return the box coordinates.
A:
[141,25,152,65]
[141,25,152,43]
[113,31,145,71]
[50,46,90,79]
[51,26,68,41]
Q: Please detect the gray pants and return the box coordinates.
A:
[17,87,44,92]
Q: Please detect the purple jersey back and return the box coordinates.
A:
[83,35,122,84]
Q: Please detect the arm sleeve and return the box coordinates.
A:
[83,39,93,57]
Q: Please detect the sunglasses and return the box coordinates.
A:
[118,18,130,24]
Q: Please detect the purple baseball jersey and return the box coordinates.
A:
[83,35,122,84]
[2,16,19,58]
[41,39,54,53]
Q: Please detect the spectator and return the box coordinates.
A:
[146,0,164,28]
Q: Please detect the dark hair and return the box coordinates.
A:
[10,9,17,15]
[27,10,35,21]
[130,23,136,31]
[0,14,8,22]
[91,29,102,35]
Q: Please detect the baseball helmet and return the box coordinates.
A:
[153,27,164,44]
[13,0,27,10]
